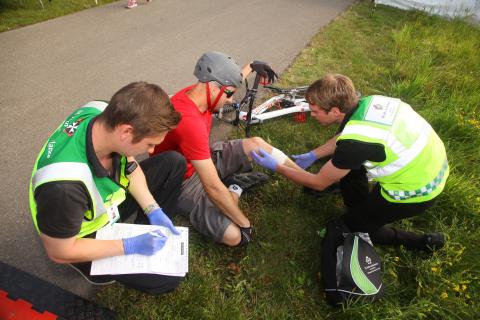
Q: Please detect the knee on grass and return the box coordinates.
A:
[222,224,242,247]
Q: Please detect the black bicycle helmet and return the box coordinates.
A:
[194,51,243,88]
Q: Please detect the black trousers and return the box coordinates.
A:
[339,167,435,250]
[75,151,187,294]
[119,151,187,224]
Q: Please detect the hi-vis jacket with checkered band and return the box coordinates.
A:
[29,101,130,238]
[337,96,449,203]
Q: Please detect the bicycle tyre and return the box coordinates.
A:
[263,85,309,96]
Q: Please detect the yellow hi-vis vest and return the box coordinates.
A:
[337,96,449,203]
[29,101,129,238]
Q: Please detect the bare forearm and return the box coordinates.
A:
[276,165,331,191]
[277,159,349,191]
[205,184,250,227]
[126,161,156,211]
[312,134,339,159]
[42,236,124,264]
[192,159,250,227]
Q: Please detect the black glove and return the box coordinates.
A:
[237,226,253,246]
[250,60,278,84]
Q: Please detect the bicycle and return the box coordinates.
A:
[214,73,311,137]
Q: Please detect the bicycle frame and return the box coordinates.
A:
[215,73,311,137]
[238,95,310,124]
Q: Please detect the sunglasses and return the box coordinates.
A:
[223,88,235,98]
[213,81,235,98]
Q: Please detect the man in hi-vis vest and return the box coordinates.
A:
[251,74,447,250]
[30,82,187,293]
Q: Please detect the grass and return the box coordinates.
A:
[0,0,119,32]
[96,1,480,319]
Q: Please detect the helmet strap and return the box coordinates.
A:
[206,82,225,112]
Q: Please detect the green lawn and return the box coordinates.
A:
[96,1,480,319]
[0,0,119,32]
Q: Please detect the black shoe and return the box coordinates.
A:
[69,263,116,286]
[423,232,445,251]
[223,171,269,191]
[303,183,341,198]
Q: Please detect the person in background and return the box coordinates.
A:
[126,0,151,9]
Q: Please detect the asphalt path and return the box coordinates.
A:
[0,0,354,298]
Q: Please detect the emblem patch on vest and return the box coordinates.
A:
[63,118,84,137]
[364,96,399,126]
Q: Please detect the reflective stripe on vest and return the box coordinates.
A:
[342,120,433,178]
[29,101,127,237]
[32,162,107,217]
[81,101,108,111]
[31,161,113,238]
[338,95,448,203]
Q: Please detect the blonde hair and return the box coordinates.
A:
[305,74,359,113]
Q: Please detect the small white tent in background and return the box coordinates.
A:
[374,0,480,20]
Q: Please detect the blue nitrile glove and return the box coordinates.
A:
[123,230,167,256]
[251,148,278,171]
[291,151,317,169]
[147,208,180,235]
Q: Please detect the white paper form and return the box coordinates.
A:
[91,223,188,276]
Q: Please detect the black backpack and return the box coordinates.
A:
[321,218,384,306]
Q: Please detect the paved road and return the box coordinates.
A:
[0,0,354,298]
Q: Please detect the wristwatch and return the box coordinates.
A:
[125,161,138,175]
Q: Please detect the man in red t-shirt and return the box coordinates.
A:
[152,51,302,246]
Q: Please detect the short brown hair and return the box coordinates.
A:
[305,74,359,113]
[98,82,181,143]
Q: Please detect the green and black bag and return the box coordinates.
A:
[321,218,384,306]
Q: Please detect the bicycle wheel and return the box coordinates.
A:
[238,92,278,125]
[263,85,309,97]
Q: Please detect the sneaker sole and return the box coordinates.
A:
[224,172,269,190]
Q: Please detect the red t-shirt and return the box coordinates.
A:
[152,85,212,179]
